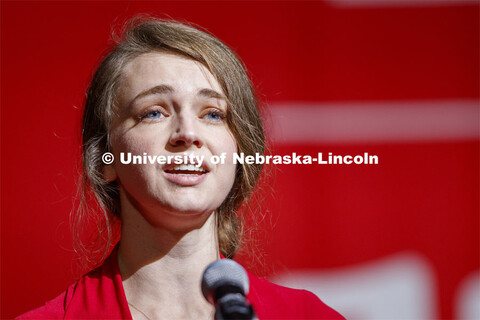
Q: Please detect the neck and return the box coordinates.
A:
[118,212,219,278]
[118,200,219,319]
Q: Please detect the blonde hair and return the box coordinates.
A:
[73,17,265,267]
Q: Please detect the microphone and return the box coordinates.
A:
[201,259,257,320]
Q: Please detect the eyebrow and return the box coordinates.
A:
[131,84,174,105]
[130,85,226,106]
[197,88,226,101]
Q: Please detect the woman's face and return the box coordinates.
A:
[107,52,237,230]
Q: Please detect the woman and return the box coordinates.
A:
[18,17,344,319]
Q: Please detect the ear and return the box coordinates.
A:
[103,164,117,182]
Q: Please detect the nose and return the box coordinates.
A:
[168,115,203,148]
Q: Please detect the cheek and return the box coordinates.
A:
[216,137,237,176]
[110,131,154,155]
[110,126,169,165]
[216,130,238,158]
[109,132,161,183]
[218,135,238,186]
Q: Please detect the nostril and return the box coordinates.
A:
[169,132,201,148]
[173,139,186,146]
[169,119,203,148]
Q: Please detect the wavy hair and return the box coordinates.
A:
[72,17,265,267]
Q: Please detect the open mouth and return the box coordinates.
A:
[164,164,207,175]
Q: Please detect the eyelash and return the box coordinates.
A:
[138,107,227,123]
[202,109,226,122]
[138,108,168,121]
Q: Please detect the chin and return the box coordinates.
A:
[158,192,221,215]
[147,208,215,233]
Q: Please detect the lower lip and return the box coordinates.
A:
[163,171,208,186]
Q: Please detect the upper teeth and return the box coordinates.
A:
[172,164,205,172]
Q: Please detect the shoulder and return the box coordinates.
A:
[247,271,345,320]
[16,282,76,319]
[16,252,130,319]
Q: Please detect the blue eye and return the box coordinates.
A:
[147,111,164,119]
[204,110,225,121]
[140,110,166,121]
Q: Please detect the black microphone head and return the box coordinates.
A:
[201,259,250,304]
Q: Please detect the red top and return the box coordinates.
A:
[17,250,344,319]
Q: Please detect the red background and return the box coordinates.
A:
[1,1,478,319]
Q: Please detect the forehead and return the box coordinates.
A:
[118,52,224,102]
